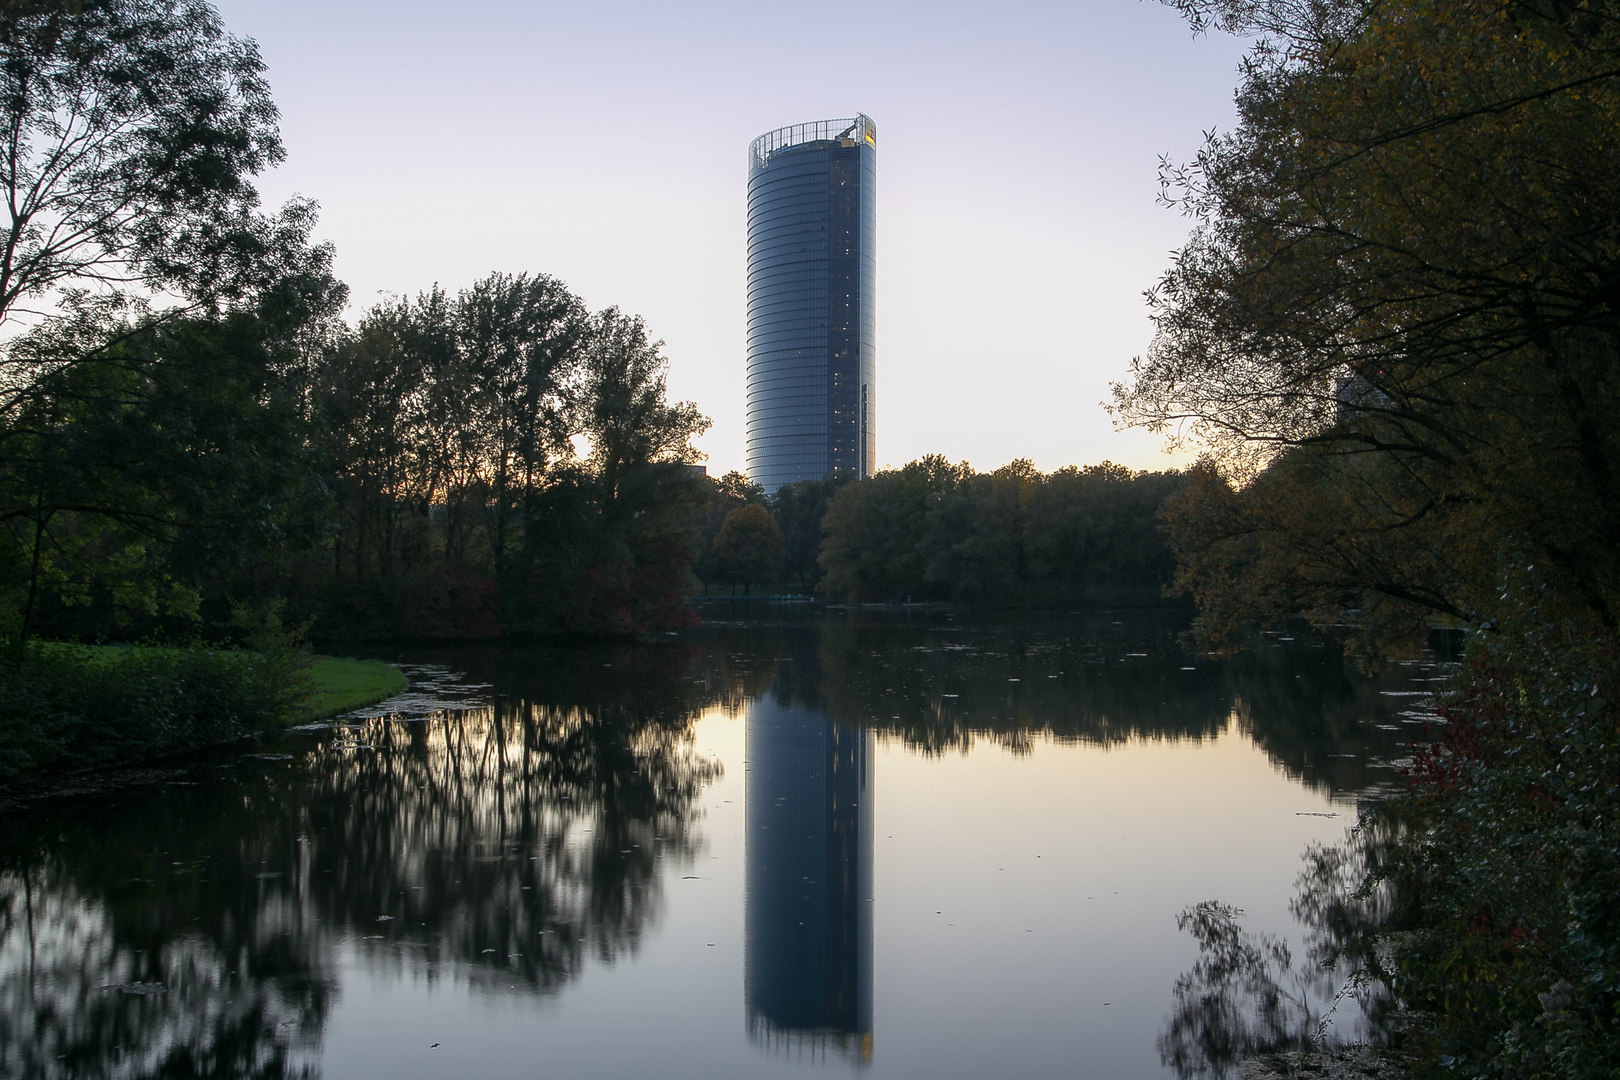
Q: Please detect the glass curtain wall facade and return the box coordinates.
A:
[746,115,877,493]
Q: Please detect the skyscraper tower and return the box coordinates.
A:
[746,115,877,493]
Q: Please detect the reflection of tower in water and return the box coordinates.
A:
[746,696,874,1065]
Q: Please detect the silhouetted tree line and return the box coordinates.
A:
[692,458,1186,606]
[5,273,709,644]
[0,1,709,646]
[301,276,708,639]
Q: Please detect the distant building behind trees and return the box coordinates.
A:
[746,116,878,493]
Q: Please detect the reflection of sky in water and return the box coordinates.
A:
[0,612,1448,1079]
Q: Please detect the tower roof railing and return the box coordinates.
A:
[749,114,876,171]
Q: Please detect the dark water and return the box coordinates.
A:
[0,609,1450,1079]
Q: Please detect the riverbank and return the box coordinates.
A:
[1240,1047,1411,1079]
[299,655,408,720]
[0,644,404,792]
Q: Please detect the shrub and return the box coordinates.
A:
[0,643,310,789]
[1379,620,1620,1078]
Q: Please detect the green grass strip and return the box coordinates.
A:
[37,644,406,724]
[300,657,407,721]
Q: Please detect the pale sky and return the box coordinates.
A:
[215,0,1248,476]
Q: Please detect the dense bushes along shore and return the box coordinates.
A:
[1375,611,1620,1076]
[0,643,403,791]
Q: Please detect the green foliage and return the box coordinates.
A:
[0,307,329,643]
[0,0,311,317]
[309,276,709,640]
[1115,0,1620,647]
[819,455,965,601]
[0,642,311,789]
[0,3,705,647]
[691,470,768,590]
[1123,4,1620,1074]
[507,462,707,636]
[709,504,784,592]
[769,473,854,590]
[816,457,1184,605]
[0,272,710,645]
[1370,612,1620,1078]
[1161,452,1490,658]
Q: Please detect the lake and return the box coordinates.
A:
[0,608,1451,1079]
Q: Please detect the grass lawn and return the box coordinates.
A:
[37,643,406,723]
[300,656,407,721]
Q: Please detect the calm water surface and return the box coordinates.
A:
[0,609,1451,1079]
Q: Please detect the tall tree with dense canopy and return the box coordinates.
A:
[309,276,709,639]
[0,0,340,645]
[709,504,783,594]
[0,0,324,328]
[1112,0,1620,649]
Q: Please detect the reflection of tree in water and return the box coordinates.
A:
[0,866,323,1080]
[1159,824,1398,1079]
[689,612,1427,1079]
[811,614,1231,754]
[309,702,718,987]
[1226,634,1455,796]
[0,616,1443,1077]
[737,613,1438,793]
[0,638,738,1080]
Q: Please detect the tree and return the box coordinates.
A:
[918,458,1040,602]
[0,309,325,644]
[690,470,764,590]
[0,0,314,329]
[818,456,963,602]
[1112,0,1620,645]
[1112,7,1620,1074]
[576,308,708,490]
[0,0,344,646]
[312,277,710,639]
[1025,463,1183,605]
[456,272,587,579]
[712,470,764,507]
[709,504,782,594]
[769,473,853,591]
[815,457,1182,606]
